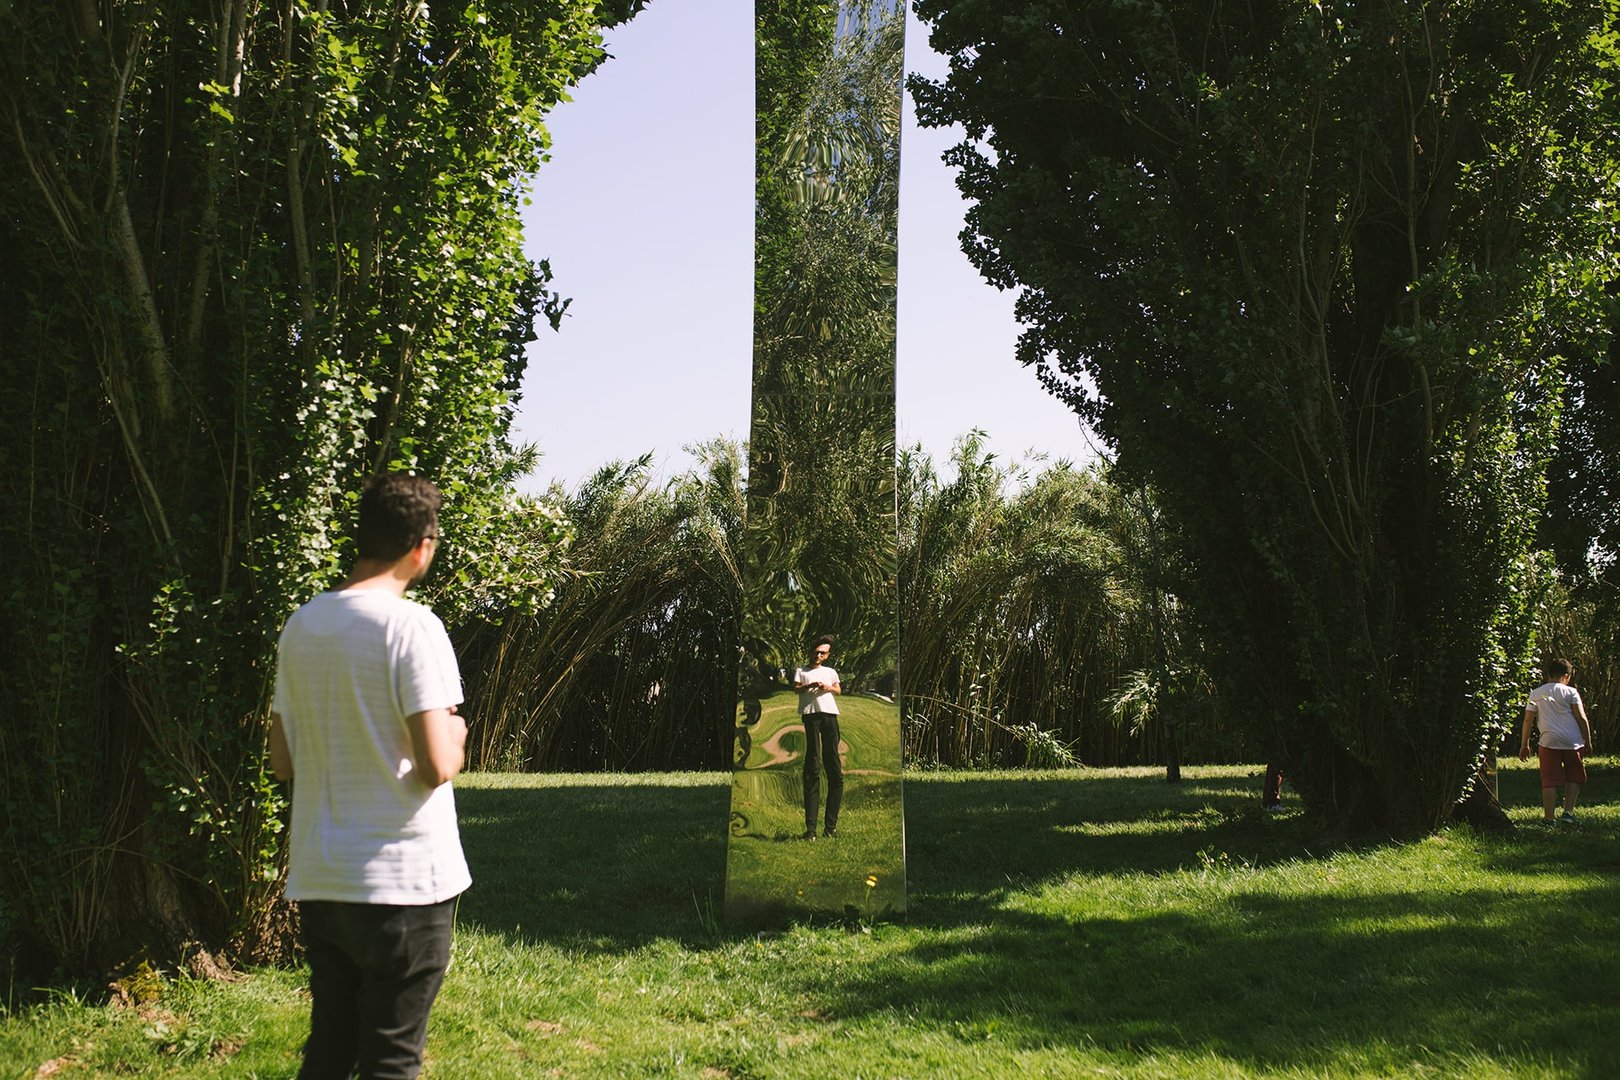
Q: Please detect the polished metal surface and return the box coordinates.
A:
[725,0,907,923]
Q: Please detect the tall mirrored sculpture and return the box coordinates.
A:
[725,0,907,923]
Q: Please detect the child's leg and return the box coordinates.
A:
[1537,746,1566,820]
[1559,749,1587,815]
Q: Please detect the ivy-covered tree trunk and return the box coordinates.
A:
[0,0,636,976]
[914,0,1619,833]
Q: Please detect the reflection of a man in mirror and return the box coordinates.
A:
[794,635,842,840]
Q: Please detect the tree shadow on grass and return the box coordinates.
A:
[455,769,1353,948]
[454,769,1617,1073]
[455,778,732,946]
[831,768,1616,1076]
[801,875,1620,1078]
[908,772,1333,876]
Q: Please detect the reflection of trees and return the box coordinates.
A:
[754,11,901,396]
[745,395,896,686]
[743,3,904,689]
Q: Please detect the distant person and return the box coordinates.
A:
[269,473,471,1079]
[1519,657,1595,824]
[1262,763,1286,813]
[794,635,843,840]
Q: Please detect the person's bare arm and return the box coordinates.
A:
[407,707,468,788]
[828,677,841,695]
[1577,702,1595,752]
[269,712,293,780]
[1519,707,1536,761]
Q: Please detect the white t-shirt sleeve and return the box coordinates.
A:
[271,627,296,756]
[271,633,290,717]
[393,610,463,717]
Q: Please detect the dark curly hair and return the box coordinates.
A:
[356,474,441,561]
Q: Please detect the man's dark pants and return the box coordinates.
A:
[803,712,844,836]
[298,896,457,1080]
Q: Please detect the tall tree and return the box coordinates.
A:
[913,0,1620,832]
[0,0,637,975]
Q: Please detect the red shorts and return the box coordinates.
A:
[1537,746,1587,788]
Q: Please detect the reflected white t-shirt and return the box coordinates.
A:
[273,588,471,905]
[794,664,840,715]
[1525,681,1586,751]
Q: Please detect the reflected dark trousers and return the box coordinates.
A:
[803,711,844,835]
[298,896,457,1080]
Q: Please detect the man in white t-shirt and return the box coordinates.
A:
[1519,657,1595,824]
[793,635,843,840]
[269,474,471,1080]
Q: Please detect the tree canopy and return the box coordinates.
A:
[0,0,639,975]
[913,0,1620,832]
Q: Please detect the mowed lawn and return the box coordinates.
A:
[2,760,1616,1078]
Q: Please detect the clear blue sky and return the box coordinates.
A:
[511,1,1095,491]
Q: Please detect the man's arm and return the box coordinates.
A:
[269,712,293,781]
[1519,707,1536,760]
[1576,701,1595,752]
[407,706,468,788]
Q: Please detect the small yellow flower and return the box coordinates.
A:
[865,875,878,889]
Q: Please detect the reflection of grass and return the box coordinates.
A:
[726,774,905,922]
[729,690,904,920]
[739,689,900,774]
[4,761,1616,1078]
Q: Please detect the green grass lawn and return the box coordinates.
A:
[2,760,1616,1078]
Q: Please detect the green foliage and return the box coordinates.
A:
[1538,314,1620,733]
[1002,722,1079,769]
[1109,662,1219,757]
[456,444,743,771]
[1532,569,1620,746]
[1543,330,1620,585]
[0,0,634,974]
[914,0,1620,832]
[1109,668,1164,742]
[458,434,1202,773]
[898,436,1233,767]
